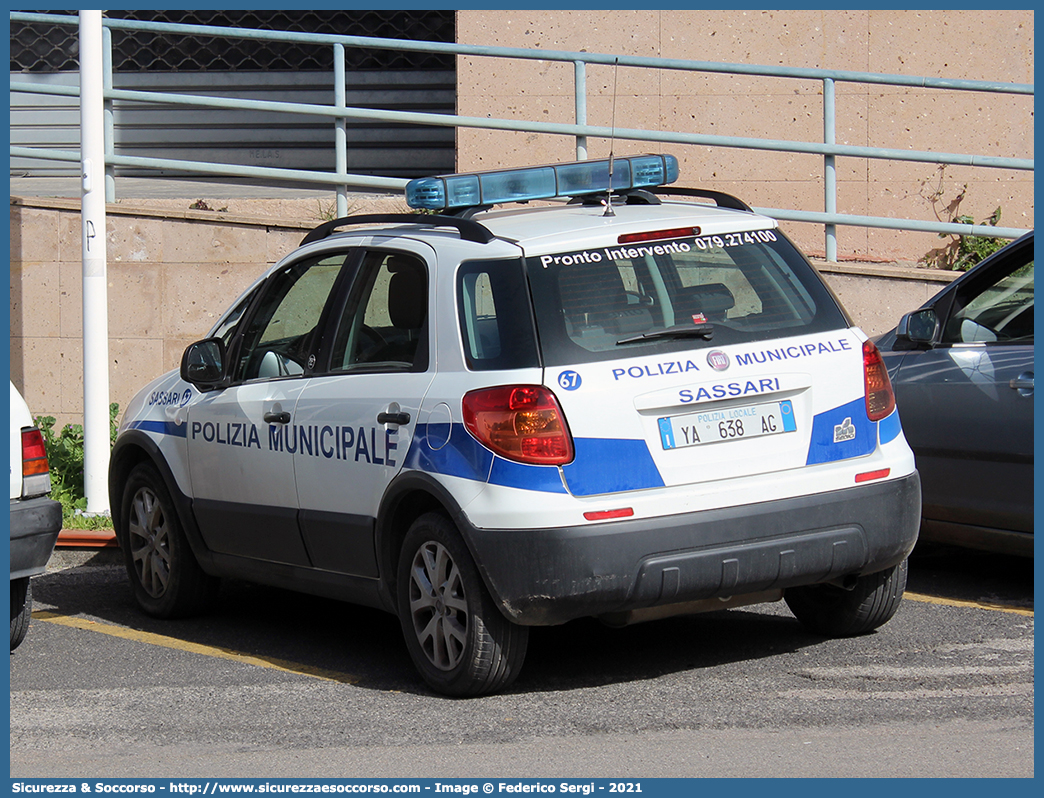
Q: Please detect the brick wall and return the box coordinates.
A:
[10,198,309,428]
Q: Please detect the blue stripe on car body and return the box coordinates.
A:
[133,400,899,493]
[128,419,187,438]
[878,408,903,445]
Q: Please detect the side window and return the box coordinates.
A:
[461,272,500,358]
[942,256,1033,344]
[210,288,258,350]
[331,251,429,373]
[232,254,347,383]
[457,258,539,371]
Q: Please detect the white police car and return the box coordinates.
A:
[110,154,920,696]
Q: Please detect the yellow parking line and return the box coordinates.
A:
[32,611,359,683]
[905,592,1033,616]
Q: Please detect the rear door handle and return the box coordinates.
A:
[377,411,411,426]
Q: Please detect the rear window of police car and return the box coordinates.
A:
[525,229,849,366]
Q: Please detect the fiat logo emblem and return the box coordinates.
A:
[707,350,730,371]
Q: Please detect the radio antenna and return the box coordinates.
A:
[603,57,620,217]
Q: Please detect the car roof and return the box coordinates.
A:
[311,198,779,259]
[481,198,770,236]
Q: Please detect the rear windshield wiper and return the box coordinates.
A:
[617,323,714,345]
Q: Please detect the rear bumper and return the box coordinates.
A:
[10,496,62,579]
[462,472,921,625]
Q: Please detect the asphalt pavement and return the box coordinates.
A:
[11,540,1034,778]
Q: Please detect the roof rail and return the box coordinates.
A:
[300,213,497,246]
[651,187,753,213]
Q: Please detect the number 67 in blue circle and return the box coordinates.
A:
[557,370,582,391]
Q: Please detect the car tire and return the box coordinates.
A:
[10,577,32,651]
[785,559,908,637]
[120,462,219,618]
[396,512,528,697]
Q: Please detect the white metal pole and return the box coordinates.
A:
[823,77,838,263]
[574,60,587,160]
[103,25,116,203]
[80,10,111,514]
[334,43,348,218]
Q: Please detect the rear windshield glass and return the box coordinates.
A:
[525,230,848,366]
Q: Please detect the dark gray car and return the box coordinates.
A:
[877,231,1033,557]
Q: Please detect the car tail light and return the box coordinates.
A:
[462,385,574,465]
[21,427,52,496]
[863,340,896,422]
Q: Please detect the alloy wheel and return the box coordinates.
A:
[408,540,469,671]
[127,486,171,599]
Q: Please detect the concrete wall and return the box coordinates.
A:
[456,9,1034,263]
[9,198,956,429]
[10,198,310,429]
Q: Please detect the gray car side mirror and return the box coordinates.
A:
[896,308,939,345]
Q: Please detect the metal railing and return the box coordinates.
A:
[10,11,1034,260]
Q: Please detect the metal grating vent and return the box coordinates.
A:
[11,10,456,72]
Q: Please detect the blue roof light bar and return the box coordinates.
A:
[406,154,679,211]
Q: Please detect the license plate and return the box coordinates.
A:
[658,400,796,450]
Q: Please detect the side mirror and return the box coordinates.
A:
[181,338,227,388]
[896,308,939,346]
